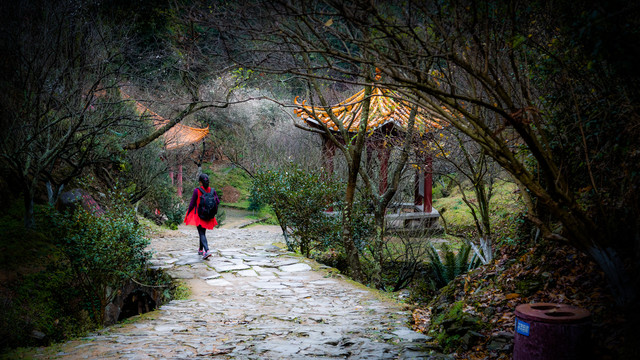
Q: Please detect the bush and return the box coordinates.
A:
[46,188,151,323]
[371,228,438,292]
[426,243,480,289]
[251,166,343,257]
[0,229,91,350]
[0,202,95,350]
[139,177,185,229]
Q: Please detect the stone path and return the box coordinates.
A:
[28,222,433,359]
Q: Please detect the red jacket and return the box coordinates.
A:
[184,187,218,229]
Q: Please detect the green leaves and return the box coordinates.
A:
[46,189,151,320]
[251,166,344,256]
[426,243,480,289]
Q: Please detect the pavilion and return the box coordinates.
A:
[123,92,209,197]
[294,86,448,228]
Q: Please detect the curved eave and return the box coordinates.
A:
[294,90,449,135]
[122,91,210,150]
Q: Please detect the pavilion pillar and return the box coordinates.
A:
[414,155,433,213]
[322,137,336,177]
[177,164,183,198]
[424,155,433,213]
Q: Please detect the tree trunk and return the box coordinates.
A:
[24,191,35,229]
[46,181,64,206]
[342,164,364,281]
[371,206,386,287]
[587,244,637,306]
[337,84,373,282]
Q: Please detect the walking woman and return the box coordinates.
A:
[184,173,218,259]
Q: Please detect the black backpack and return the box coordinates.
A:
[197,187,219,221]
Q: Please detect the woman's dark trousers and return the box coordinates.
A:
[197,225,209,252]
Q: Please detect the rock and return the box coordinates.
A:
[279,263,312,272]
[212,262,251,272]
[201,272,221,280]
[237,269,259,277]
[459,330,484,350]
[103,303,120,326]
[154,324,188,333]
[249,281,287,289]
[392,328,431,342]
[57,188,105,216]
[30,330,46,340]
[487,331,514,351]
[175,256,203,266]
[264,245,282,252]
[206,279,233,286]
[167,270,195,279]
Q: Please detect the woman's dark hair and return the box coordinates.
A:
[198,173,209,188]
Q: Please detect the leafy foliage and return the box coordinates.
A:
[138,176,185,229]
[0,210,90,350]
[426,243,480,289]
[251,166,343,257]
[46,189,151,322]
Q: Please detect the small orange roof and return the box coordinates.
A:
[122,92,209,150]
[294,87,448,135]
[155,117,210,150]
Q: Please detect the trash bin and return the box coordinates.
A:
[513,303,591,360]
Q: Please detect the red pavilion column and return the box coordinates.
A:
[424,155,433,213]
[414,155,433,213]
[177,164,183,198]
[322,137,336,177]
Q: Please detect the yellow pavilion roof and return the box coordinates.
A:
[122,92,209,150]
[294,87,448,134]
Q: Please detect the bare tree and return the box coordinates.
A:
[433,125,505,264]
[0,0,234,228]
[0,1,137,227]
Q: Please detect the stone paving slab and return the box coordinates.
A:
[279,263,312,272]
[26,225,435,359]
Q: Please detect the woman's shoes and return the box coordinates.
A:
[202,250,212,260]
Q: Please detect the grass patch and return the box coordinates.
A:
[202,165,258,209]
[246,205,278,224]
[223,199,251,209]
[137,216,178,238]
[432,180,524,242]
[171,281,191,300]
[205,165,252,200]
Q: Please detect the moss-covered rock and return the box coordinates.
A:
[427,300,485,352]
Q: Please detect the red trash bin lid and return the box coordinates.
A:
[515,303,591,324]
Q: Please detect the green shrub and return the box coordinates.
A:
[251,166,343,257]
[0,204,93,350]
[46,188,151,323]
[426,243,480,289]
[139,177,185,229]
